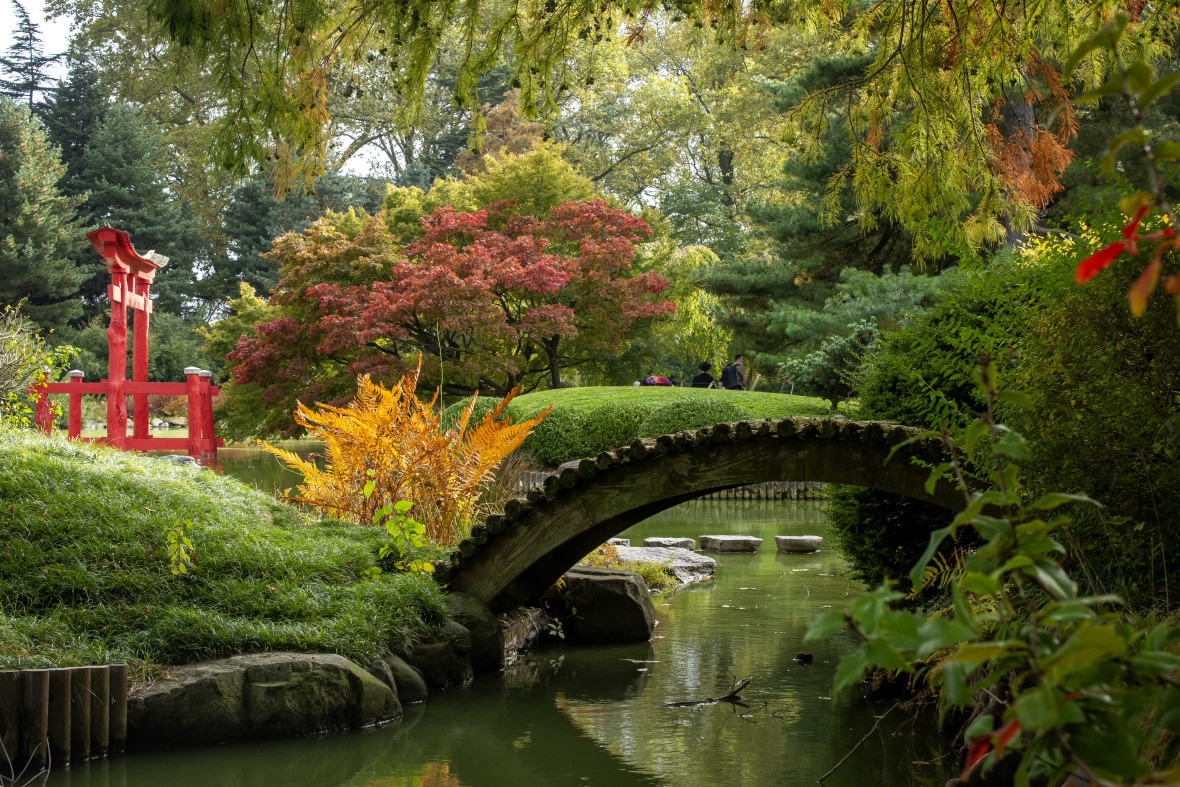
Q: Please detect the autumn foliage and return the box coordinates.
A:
[260,359,547,546]
[228,199,673,431]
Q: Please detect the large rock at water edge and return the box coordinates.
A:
[699,535,763,553]
[642,537,696,550]
[127,652,399,747]
[449,592,504,674]
[615,546,716,585]
[542,566,656,644]
[775,535,823,553]
[367,653,429,704]
[407,622,474,690]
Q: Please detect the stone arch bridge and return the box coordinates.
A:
[439,417,959,611]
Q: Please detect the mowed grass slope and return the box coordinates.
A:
[0,429,449,670]
[445,385,842,466]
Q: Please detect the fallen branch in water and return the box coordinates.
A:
[817,701,899,783]
[661,676,753,707]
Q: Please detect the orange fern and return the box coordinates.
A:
[261,358,547,546]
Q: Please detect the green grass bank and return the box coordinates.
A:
[444,385,841,466]
[0,429,450,672]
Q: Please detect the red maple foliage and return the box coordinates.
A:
[228,200,673,429]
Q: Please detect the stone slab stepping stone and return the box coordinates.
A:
[642,537,696,550]
[608,537,630,547]
[699,535,763,553]
[775,535,823,553]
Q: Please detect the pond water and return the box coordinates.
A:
[47,453,956,786]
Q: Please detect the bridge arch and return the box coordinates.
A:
[440,417,957,610]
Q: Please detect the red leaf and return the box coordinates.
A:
[992,719,1021,759]
[961,736,993,780]
[1075,242,1125,285]
[1122,204,1151,239]
[1128,241,1170,317]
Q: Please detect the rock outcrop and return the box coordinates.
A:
[128,652,398,748]
[540,566,656,644]
[615,545,716,584]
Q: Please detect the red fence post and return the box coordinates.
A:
[198,370,214,461]
[184,367,201,460]
[67,371,84,439]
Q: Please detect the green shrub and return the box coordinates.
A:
[518,406,591,466]
[839,217,1180,607]
[581,401,659,454]
[636,398,744,437]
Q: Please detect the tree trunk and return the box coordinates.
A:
[545,337,562,389]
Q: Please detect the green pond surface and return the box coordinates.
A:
[46,450,956,786]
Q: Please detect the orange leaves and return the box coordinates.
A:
[261,357,546,546]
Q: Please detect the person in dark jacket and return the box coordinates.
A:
[719,354,747,390]
[691,362,715,388]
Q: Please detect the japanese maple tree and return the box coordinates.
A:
[228,199,673,431]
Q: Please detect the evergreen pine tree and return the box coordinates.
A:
[0,97,84,331]
[0,0,60,108]
[38,54,108,184]
[214,168,382,303]
[72,103,207,317]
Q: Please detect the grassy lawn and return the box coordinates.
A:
[0,428,449,672]
[445,385,851,467]
[509,385,838,419]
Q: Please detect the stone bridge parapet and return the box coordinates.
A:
[439,417,955,610]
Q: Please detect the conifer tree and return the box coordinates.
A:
[0,0,60,108]
[0,97,84,331]
[72,103,207,317]
[38,54,108,183]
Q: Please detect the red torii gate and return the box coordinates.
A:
[32,227,222,462]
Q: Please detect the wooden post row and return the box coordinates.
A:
[0,665,128,777]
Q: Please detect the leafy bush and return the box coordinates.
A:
[636,398,744,437]
[581,401,659,454]
[780,319,878,412]
[513,405,590,466]
[0,305,75,428]
[839,217,1180,606]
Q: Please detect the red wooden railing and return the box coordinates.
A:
[30,368,222,462]
[28,227,222,463]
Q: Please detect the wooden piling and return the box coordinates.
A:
[18,669,49,772]
[0,670,19,773]
[47,668,72,763]
[108,664,128,754]
[69,666,91,761]
[90,667,110,757]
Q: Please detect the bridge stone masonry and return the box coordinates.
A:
[438,417,961,612]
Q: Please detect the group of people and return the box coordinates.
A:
[638,354,748,390]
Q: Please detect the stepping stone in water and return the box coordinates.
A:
[699,535,763,553]
[642,537,696,550]
[608,537,630,547]
[775,535,823,553]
